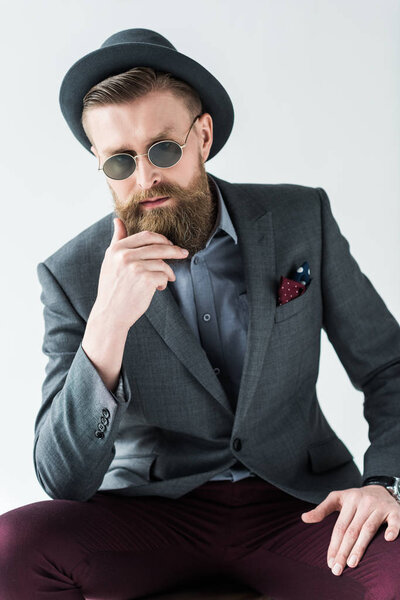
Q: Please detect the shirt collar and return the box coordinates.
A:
[207,173,238,246]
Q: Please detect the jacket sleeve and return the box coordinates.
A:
[317,187,400,481]
[34,261,132,501]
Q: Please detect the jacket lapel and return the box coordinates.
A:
[139,173,277,417]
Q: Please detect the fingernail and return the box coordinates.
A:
[348,555,357,567]
[332,563,342,576]
[181,249,189,255]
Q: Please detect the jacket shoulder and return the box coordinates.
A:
[211,173,322,218]
[235,181,321,205]
[210,173,321,204]
[39,212,113,276]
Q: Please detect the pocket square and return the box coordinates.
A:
[277,261,311,306]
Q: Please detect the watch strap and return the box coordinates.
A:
[362,476,397,487]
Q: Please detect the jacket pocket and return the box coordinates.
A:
[274,278,314,323]
[308,436,354,473]
[108,453,158,484]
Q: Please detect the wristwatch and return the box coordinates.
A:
[362,476,400,504]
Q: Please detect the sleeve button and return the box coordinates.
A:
[95,430,105,439]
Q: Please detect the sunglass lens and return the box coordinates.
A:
[149,141,182,167]
[103,154,135,180]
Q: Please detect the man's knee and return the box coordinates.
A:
[0,501,54,562]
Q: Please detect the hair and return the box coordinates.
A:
[81,66,203,145]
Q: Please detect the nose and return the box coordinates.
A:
[134,153,162,190]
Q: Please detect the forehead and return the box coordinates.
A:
[86,90,189,156]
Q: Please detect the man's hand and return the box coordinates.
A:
[301,486,400,576]
[94,220,188,331]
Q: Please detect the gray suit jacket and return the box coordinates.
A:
[34,173,400,503]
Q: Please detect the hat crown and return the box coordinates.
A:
[59,28,234,160]
[101,28,177,52]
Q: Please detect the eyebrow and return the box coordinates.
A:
[103,126,178,157]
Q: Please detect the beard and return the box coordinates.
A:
[109,153,218,262]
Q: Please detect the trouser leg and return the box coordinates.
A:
[0,489,228,600]
[216,477,400,600]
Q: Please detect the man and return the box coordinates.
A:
[0,28,399,600]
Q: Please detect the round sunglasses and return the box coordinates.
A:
[98,113,202,180]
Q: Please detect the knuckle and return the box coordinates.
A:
[346,525,359,539]
[362,497,375,509]
[335,523,347,536]
[143,269,153,282]
[363,521,377,535]
[349,490,361,502]
[130,261,140,275]
[119,250,130,265]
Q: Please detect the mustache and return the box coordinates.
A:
[133,186,179,204]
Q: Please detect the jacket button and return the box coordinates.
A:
[102,408,110,418]
[233,438,242,451]
[100,416,109,425]
[95,430,104,439]
[97,422,106,432]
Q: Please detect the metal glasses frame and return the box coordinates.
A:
[98,113,203,180]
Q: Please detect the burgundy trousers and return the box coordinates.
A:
[0,476,399,600]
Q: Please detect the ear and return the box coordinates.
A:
[90,145,99,159]
[198,113,213,163]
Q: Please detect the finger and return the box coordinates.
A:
[327,500,357,569]
[120,229,173,248]
[302,491,339,523]
[111,217,128,242]
[334,510,381,575]
[384,512,400,541]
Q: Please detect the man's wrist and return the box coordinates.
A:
[362,476,400,504]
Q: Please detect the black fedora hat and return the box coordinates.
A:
[59,28,234,161]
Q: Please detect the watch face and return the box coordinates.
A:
[393,478,400,495]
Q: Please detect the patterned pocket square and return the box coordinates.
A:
[277,261,311,306]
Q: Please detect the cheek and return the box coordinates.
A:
[172,152,197,183]
[109,179,134,203]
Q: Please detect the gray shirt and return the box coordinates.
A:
[115,173,255,482]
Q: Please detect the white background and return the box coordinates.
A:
[0,0,399,514]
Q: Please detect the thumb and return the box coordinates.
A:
[301,507,321,522]
[112,217,128,242]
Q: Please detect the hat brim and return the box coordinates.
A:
[59,42,234,161]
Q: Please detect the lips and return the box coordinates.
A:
[141,196,169,209]
[140,196,168,204]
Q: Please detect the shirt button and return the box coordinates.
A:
[194,257,199,264]
[214,367,220,375]
[203,313,211,321]
[233,438,242,451]
[95,430,105,439]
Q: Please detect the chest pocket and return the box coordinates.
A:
[274,278,314,323]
